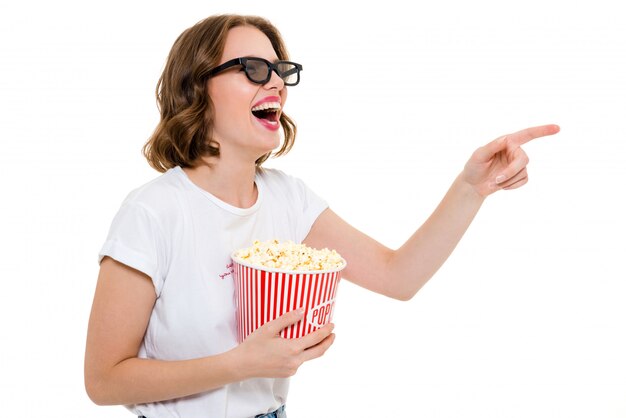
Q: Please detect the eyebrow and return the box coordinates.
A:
[242,55,281,63]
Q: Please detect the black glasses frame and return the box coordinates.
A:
[207,57,303,86]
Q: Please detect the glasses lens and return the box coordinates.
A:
[245,59,270,83]
[277,62,299,85]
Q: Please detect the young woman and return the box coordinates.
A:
[84,14,559,418]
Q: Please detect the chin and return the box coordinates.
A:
[263,135,282,152]
[250,141,279,162]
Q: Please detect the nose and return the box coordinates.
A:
[264,68,285,90]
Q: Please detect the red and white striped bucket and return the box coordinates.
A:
[232,257,345,342]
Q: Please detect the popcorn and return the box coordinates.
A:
[232,240,346,341]
[233,239,345,271]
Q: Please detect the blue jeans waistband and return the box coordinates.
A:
[255,404,286,418]
[139,405,286,418]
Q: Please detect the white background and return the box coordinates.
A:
[1,0,624,417]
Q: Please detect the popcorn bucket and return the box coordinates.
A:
[232,256,345,343]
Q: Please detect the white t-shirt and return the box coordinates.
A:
[98,166,328,418]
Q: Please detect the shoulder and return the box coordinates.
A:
[257,167,307,192]
[120,167,187,218]
[257,167,326,208]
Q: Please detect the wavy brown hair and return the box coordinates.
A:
[142,15,297,172]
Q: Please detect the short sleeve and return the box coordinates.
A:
[292,177,329,242]
[98,202,167,295]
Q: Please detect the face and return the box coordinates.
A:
[207,26,288,163]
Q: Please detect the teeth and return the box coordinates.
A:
[251,102,281,112]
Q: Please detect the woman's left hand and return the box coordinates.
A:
[463,124,560,197]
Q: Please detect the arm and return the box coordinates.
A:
[304,124,560,301]
[304,176,483,301]
[84,257,334,406]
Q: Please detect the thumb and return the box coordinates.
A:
[263,308,305,336]
[472,135,508,163]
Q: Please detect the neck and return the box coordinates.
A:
[183,156,259,209]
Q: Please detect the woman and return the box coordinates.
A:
[84,14,559,418]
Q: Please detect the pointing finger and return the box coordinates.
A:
[508,124,560,146]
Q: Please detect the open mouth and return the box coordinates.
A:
[251,102,281,123]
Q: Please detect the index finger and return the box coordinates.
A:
[294,323,334,350]
[508,124,560,146]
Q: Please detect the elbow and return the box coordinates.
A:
[381,286,416,302]
[394,271,434,301]
[383,254,430,302]
[389,280,427,301]
[85,373,115,406]
[397,294,413,302]
[393,290,417,302]
[85,379,106,406]
[85,384,103,406]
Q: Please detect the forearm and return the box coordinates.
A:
[86,349,245,406]
[389,173,485,299]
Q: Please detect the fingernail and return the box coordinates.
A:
[495,175,506,184]
[297,308,305,315]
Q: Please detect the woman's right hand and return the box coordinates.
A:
[231,309,336,379]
